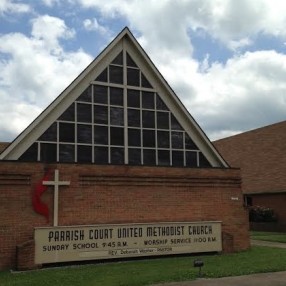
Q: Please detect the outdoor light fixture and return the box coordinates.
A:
[193,259,204,277]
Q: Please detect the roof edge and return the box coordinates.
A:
[0,27,130,160]
[0,27,228,167]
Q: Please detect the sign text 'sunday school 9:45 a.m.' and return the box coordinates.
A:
[35,222,222,264]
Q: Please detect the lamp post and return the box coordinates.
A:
[193,259,204,277]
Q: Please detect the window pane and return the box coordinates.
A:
[172,151,184,167]
[111,147,124,164]
[110,107,124,126]
[157,112,169,129]
[143,130,155,147]
[199,152,211,167]
[157,131,170,148]
[94,146,108,164]
[40,143,57,163]
[186,151,198,167]
[172,131,183,149]
[171,115,183,130]
[127,68,140,86]
[156,95,169,111]
[38,122,57,142]
[95,68,108,82]
[142,91,154,109]
[77,145,92,163]
[109,65,123,84]
[19,143,38,161]
[110,87,123,106]
[143,149,156,165]
[58,103,75,121]
[94,105,108,124]
[185,134,199,150]
[128,128,141,146]
[128,109,140,127]
[127,89,140,108]
[77,124,92,144]
[129,148,141,165]
[78,86,92,102]
[111,51,123,65]
[141,73,152,88]
[59,144,74,163]
[94,85,108,104]
[142,111,155,128]
[59,123,75,143]
[126,52,138,67]
[77,103,92,123]
[94,125,108,145]
[158,150,170,166]
[110,127,124,146]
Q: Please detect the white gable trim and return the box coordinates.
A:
[122,34,228,167]
[0,27,228,167]
[0,29,125,160]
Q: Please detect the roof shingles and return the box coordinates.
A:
[213,121,286,195]
[0,142,9,154]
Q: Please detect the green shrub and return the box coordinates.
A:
[249,206,277,222]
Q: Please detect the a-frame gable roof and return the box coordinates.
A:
[0,27,227,168]
[0,28,127,161]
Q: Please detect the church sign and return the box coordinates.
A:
[35,221,222,264]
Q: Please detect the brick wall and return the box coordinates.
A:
[0,161,249,270]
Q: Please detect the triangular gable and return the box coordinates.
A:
[0,27,228,168]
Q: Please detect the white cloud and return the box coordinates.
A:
[31,15,75,54]
[0,92,42,138]
[41,0,60,6]
[83,18,110,35]
[0,0,31,14]
[75,0,286,47]
[143,46,286,140]
[189,50,286,139]
[0,15,92,141]
[228,38,253,51]
[76,0,194,57]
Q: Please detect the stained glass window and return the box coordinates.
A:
[78,145,92,163]
[19,50,211,168]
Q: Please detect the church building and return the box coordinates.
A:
[0,28,249,270]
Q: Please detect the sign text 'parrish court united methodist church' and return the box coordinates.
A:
[35,222,222,264]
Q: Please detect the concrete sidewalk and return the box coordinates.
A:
[154,271,286,286]
[251,239,286,248]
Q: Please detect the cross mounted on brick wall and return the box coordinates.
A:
[43,169,70,226]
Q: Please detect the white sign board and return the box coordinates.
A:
[35,221,222,264]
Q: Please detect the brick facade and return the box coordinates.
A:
[214,121,286,228]
[0,161,249,270]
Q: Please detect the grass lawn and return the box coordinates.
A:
[251,231,286,243]
[0,246,286,286]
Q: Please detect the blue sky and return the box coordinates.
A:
[1,0,286,142]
